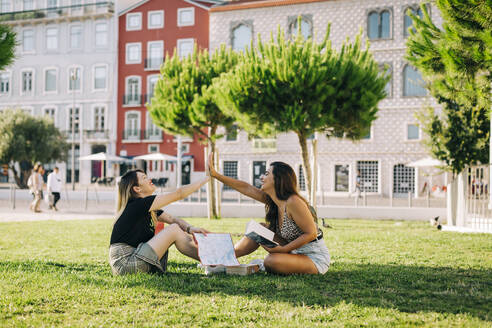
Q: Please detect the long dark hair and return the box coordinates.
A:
[264,162,310,232]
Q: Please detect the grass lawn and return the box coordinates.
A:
[0,218,491,327]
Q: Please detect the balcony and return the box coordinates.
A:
[122,129,142,141]
[145,57,164,71]
[144,129,162,141]
[123,94,142,106]
[144,93,156,104]
[85,129,110,141]
[0,2,114,24]
[62,130,81,141]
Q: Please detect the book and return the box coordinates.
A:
[226,264,259,276]
[245,220,279,248]
[193,233,240,266]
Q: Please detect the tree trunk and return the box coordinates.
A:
[297,133,312,203]
[214,148,221,218]
[11,165,29,189]
[207,126,220,219]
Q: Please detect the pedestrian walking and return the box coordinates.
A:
[47,167,62,211]
[29,163,44,213]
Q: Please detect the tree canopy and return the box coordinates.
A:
[406,0,491,174]
[213,23,389,198]
[0,24,16,70]
[0,109,69,187]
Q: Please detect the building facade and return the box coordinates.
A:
[210,0,445,199]
[117,0,220,186]
[0,0,117,184]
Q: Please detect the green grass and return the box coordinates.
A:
[0,218,491,327]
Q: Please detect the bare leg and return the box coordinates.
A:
[146,223,199,260]
[264,253,318,275]
[234,236,260,258]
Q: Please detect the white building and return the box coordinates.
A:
[0,0,117,185]
[210,0,445,201]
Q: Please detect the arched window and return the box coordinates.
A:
[367,9,391,40]
[288,15,313,40]
[231,22,252,52]
[403,65,427,96]
[404,5,424,37]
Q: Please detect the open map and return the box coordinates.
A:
[193,233,240,266]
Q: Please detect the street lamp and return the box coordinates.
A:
[70,69,78,191]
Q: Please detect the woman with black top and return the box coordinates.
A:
[109,169,209,275]
[208,152,330,275]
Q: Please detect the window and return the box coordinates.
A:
[288,15,313,39]
[368,9,391,40]
[22,29,34,52]
[68,106,80,132]
[231,23,252,52]
[298,165,306,191]
[95,22,108,47]
[126,43,141,64]
[362,126,372,140]
[46,27,58,50]
[356,161,379,192]
[404,5,424,37]
[146,112,161,139]
[23,0,34,10]
[335,165,349,192]
[70,25,82,49]
[252,161,266,188]
[226,125,238,141]
[94,65,107,90]
[0,72,9,94]
[223,161,238,191]
[44,69,57,92]
[124,76,141,105]
[252,137,276,152]
[94,106,105,130]
[44,107,56,123]
[68,67,81,92]
[21,70,33,94]
[149,144,159,153]
[0,0,10,13]
[126,12,142,31]
[407,124,420,140]
[47,0,57,8]
[177,39,193,59]
[147,41,163,69]
[147,75,158,103]
[148,10,164,29]
[124,111,140,139]
[393,164,415,195]
[178,8,194,26]
[403,65,427,96]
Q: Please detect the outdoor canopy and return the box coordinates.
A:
[407,157,445,168]
[78,152,130,162]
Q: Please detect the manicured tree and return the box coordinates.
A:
[214,24,389,200]
[148,44,239,219]
[0,109,69,188]
[0,24,16,70]
[406,0,491,175]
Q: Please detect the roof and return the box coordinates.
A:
[210,0,331,12]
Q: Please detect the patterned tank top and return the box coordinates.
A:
[277,204,305,243]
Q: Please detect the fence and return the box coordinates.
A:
[465,165,492,232]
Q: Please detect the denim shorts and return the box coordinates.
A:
[292,239,330,274]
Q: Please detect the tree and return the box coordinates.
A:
[148,45,240,219]
[406,0,491,175]
[0,24,16,70]
[213,24,389,200]
[0,109,69,188]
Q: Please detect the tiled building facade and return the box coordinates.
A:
[0,0,117,184]
[210,0,445,198]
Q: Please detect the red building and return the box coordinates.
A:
[117,0,219,185]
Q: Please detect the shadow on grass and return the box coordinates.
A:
[1,260,491,320]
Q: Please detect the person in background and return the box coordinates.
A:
[29,163,44,213]
[47,167,62,211]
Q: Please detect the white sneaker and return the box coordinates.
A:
[248,259,265,272]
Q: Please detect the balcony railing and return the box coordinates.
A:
[144,129,162,140]
[145,57,164,70]
[0,2,114,23]
[122,129,142,140]
[252,138,277,152]
[85,129,110,140]
[145,93,155,104]
[123,94,142,106]
[62,130,81,141]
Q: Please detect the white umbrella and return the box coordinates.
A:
[407,157,445,168]
[133,152,177,161]
[79,152,129,162]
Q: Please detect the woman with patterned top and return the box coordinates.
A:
[208,153,330,275]
[109,169,210,275]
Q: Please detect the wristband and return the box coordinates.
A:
[186,226,192,234]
